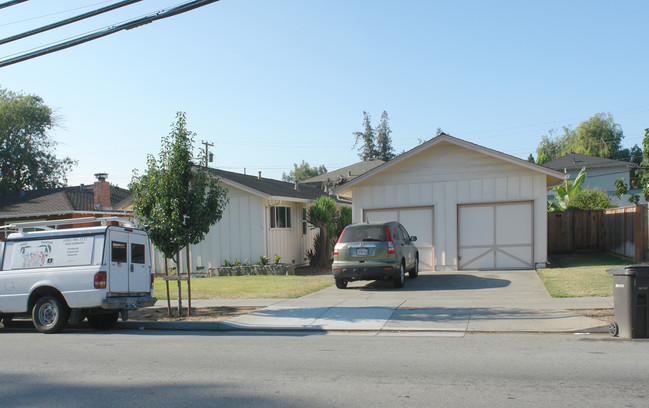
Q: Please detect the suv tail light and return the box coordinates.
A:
[385,227,396,254]
[151,273,155,289]
[333,227,348,256]
[94,271,107,289]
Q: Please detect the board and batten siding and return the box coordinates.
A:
[266,200,318,265]
[349,142,548,271]
[152,184,266,274]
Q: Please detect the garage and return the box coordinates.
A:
[458,202,533,270]
[363,207,434,270]
[333,134,565,271]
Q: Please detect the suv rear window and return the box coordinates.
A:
[340,225,387,243]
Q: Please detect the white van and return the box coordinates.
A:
[0,218,156,333]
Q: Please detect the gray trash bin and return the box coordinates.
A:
[607,265,649,338]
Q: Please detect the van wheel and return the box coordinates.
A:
[409,256,419,279]
[393,263,406,288]
[88,312,119,330]
[32,295,70,334]
[335,278,348,289]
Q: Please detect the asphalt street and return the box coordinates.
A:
[1,331,647,407]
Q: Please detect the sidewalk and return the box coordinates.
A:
[121,270,615,335]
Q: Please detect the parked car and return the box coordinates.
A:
[0,218,156,333]
[332,221,419,289]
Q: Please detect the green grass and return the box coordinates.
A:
[537,253,629,298]
[154,275,334,300]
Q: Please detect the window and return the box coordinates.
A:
[270,206,291,229]
[131,243,145,264]
[111,241,127,263]
[302,207,307,235]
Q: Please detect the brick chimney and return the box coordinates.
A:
[93,173,111,210]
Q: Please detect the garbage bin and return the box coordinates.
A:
[607,265,649,338]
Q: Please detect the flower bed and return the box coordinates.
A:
[207,264,295,276]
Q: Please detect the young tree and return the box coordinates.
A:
[131,112,228,265]
[353,111,377,161]
[282,160,327,183]
[0,87,76,195]
[375,111,395,161]
[570,188,612,210]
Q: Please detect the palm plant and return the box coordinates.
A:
[548,167,586,212]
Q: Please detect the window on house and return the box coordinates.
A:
[302,207,307,235]
[270,206,292,229]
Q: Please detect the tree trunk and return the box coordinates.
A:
[317,224,330,267]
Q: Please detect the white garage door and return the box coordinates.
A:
[363,207,434,270]
[458,202,533,270]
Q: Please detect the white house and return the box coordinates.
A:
[333,134,565,271]
[152,169,327,274]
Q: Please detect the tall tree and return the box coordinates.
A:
[353,111,377,161]
[534,113,628,163]
[131,112,229,264]
[282,160,327,183]
[0,87,75,195]
[375,111,395,161]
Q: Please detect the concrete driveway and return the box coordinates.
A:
[222,270,613,334]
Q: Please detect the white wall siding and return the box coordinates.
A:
[350,141,549,271]
[152,185,266,274]
[266,201,318,266]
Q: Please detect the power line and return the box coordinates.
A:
[0,0,143,46]
[0,0,28,11]
[0,0,221,68]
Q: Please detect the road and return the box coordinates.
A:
[1,330,647,407]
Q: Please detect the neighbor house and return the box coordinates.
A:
[332,134,565,271]
[154,169,329,274]
[300,159,385,194]
[0,173,132,240]
[542,153,641,206]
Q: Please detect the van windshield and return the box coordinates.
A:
[340,226,387,243]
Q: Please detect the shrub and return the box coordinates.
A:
[568,188,612,210]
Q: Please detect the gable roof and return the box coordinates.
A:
[208,168,328,202]
[0,184,132,220]
[542,153,636,171]
[333,133,566,195]
[300,159,385,185]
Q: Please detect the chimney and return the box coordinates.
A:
[258,171,262,180]
[294,182,299,190]
[93,172,111,210]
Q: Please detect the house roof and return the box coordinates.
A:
[300,159,385,185]
[333,133,567,195]
[208,168,328,202]
[542,153,636,171]
[0,184,132,219]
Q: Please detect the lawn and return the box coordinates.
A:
[537,253,630,297]
[154,274,334,300]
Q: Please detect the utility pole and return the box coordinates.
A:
[202,140,214,168]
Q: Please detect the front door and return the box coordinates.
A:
[108,231,150,293]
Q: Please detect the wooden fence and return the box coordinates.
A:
[548,205,649,261]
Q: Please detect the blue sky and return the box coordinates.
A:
[1,0,648,188]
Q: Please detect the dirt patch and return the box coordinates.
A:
[572,308,614,323]
[128,306,261,322]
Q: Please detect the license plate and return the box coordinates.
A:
[356,248,369,256]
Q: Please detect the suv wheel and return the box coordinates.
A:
[335,278,348,289]
[409,256,419,279]
[393,263,405,288]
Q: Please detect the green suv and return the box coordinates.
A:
[332,221,419,289]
